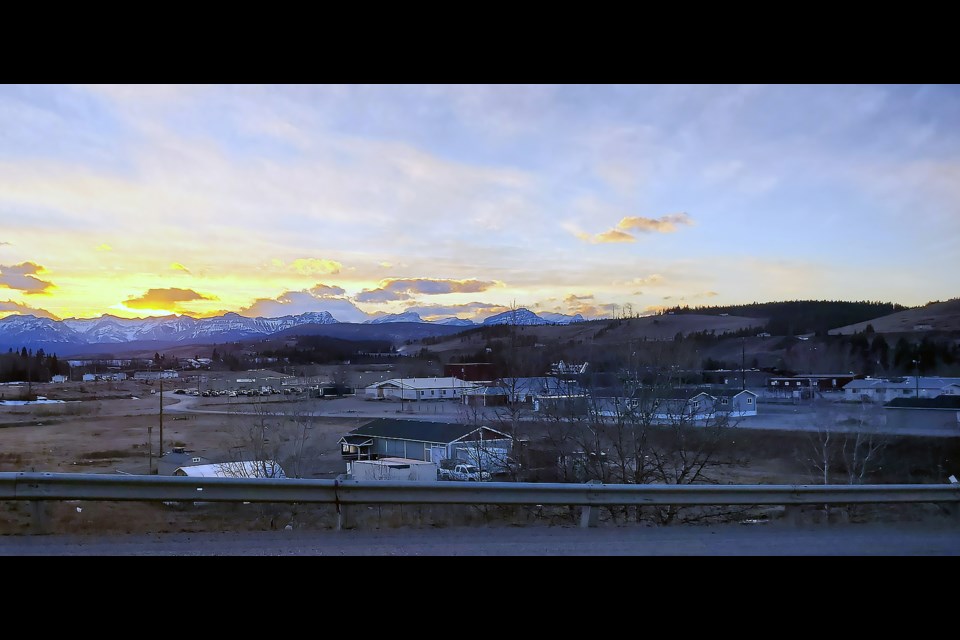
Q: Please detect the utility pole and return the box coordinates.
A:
[741,337,746,391]
[148,425,153,474]
[159,373,164,457]
[913,359,920,398]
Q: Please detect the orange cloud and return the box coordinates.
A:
[575,213,693,244]
[123,288,217,311]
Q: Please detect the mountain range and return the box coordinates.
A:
[0,307,585,353]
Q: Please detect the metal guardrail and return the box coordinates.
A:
[1,472,958,507]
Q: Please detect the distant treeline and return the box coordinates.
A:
[0,347,68,383]
[256,336,394,367]
[659,300,911,335]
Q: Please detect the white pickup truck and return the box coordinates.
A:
[437,459,492,481]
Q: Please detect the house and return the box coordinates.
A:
[590,388,757,422]
[157,447,212,476]
[843,377,960,403]
[713,389,758,416]
[173,459,286,478]
[364,377,479,401]
[50,374,68,383]
[884,395,960,433]
[461,385,510,407]
[768,374,858,396]
[461,377,585,407]
[339,418,511,464]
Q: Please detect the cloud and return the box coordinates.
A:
[0,299,59,320]
[240,286,367,322]
[356,278,500,304]
[95,244,112,252]
[289,258,342,275]
[564,293,594,303]
[622,274,664,287]
[616,212,692,233]
[402,301,510,321]
[309,283,346,297]
[573,213,694,244]
[123,287,217,310]
[355,288,410,303]
[0,262,55,294]
[0,241,10,246]
[593,229,635,243]
[169,262,191,274]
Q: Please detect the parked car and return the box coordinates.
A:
[437,459,491,481]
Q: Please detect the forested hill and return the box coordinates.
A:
[659,300,911,336]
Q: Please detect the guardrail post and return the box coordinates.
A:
[580,480,600,528]
[30,500,50,535]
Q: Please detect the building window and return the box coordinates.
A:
[746,398,753,404]
[772,381,778,386]
[720,398,729,405]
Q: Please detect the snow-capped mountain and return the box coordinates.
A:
[434,317,476,326]
[364,312,426,324]
[482,308,552,326]
[537,312,585,324]
[0,315,83,345]
[2,311,340,350]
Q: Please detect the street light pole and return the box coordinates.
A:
[913,359,920,398]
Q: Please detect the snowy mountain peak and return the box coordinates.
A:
[365,312,426,324]
[435,317,476,326]
[482,308,551,326]
[537,312,585,325]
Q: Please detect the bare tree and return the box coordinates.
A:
[540,354,742,525]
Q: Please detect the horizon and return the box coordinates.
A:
[2,84,959,323]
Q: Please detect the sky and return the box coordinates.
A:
[1,84,958,323]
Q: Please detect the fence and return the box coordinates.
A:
[2,472,958,531]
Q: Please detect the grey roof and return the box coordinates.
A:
[499,377,582,395]
[713,389,758,398]
[845,377,960,391]
[158,451,208,466]
[661,389,714,400]
[346,419,509,445]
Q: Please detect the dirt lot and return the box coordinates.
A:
[1,379,957,536]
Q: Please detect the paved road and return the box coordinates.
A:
[2,521,958,555]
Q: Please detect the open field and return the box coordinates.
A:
[830,298,960,335]
[2,377,958,536]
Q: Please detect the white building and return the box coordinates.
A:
[348,457,438,481]
[133,370,180,381]
[843,377,960,403]
[173,460,286,478]
[364,377,479,401]
[50,375,68,383]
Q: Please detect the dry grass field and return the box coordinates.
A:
[2,379,956,535]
